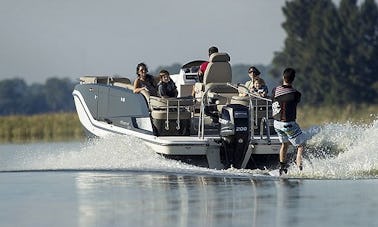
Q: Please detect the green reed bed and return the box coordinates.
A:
[297,104,378,129]
[0,113,84,143]
[0,104,376,143]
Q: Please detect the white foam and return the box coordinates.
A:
[1,135,262,178]
[291,119,378,179]
[2,119,377,179]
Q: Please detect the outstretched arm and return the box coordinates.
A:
[133,79,147,93]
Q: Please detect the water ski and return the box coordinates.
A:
[268,169,287,177]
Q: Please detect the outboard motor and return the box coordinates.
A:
[219,104,250,168]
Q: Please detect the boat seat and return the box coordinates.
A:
[112,77,131,84]
[79,76,111,85]
[202,83,237,112]
[111,77,134,90]
[150,103,192,136]
[194,52,233,104]
[149,96,194,110]
[113,82,134,90]
[151,109,191,120]
[203,53,232,84]
[230,96,250,106]
[230,96,271,107]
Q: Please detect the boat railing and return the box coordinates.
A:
[198,83,272,143]
[235,83,272,143]
[149,96,195,131]
[198,83,239,139]
[260,117,271,144]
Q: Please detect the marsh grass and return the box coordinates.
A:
[0,112,84,143]
[297,104,378,129]
[0,104,376,143]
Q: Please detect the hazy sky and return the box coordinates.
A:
[0,0,287,83]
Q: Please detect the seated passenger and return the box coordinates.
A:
[133,62,158,96]
[157,70,178,98]
[240,66,268,96]
[252,77,268,97]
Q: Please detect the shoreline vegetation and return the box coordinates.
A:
[0,113,84,143]
[0,104,376,143]
[297,104,377,129]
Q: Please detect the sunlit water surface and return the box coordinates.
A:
[0,120,377,226]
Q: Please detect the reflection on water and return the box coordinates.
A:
[1,120,378,226]
[2,170,378,227]
[75,172,301,227]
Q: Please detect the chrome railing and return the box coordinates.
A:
[198,83,272,143]
[149,97,195,131]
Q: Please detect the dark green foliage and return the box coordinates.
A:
[45,78,75,112]
[0,79,29,115]
[358,0,378,103]
[0,78,76,116]
[271,0,378,105]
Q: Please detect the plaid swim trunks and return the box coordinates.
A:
[273,120,306,146]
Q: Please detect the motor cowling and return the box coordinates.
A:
[219,104,250,168]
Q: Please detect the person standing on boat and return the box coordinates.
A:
[271,68,306,175]
[157,70,178,98]
[133,62,158,96]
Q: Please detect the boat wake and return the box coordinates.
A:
[1,119,377,179]
[291,119,378,179]
[0,135,264,178]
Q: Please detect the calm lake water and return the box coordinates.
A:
[1,121,377,227]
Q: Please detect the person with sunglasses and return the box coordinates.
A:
[240,66,268,96]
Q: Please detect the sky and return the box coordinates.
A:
[0,0,287,83]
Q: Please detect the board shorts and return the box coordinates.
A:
[273,120,306,146]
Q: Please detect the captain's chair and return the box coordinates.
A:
[194,52,236,112]
[203,52,232,84]
[194,52,233,97]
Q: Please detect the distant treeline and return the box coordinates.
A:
[0,64,277,116]
[271,0,378,105]
[0,78,76,115]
